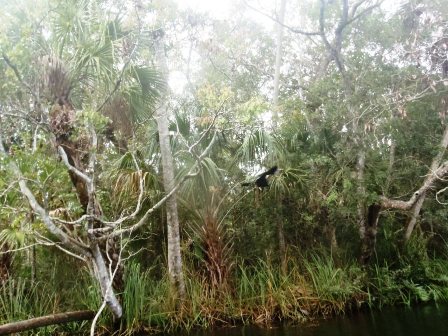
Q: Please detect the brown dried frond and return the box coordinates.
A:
[103,95,133,138]
[200,211,233,289]
[49,104,76,137]
[0,244,12,282]
[39,55,72,105]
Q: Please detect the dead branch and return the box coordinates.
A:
[380,161,448,210]
[2,54,39,103]
[0,310,95,335]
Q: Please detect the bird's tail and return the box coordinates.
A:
[264,166,278,176]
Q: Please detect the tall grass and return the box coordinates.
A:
[118,255,427,333]
[0,278,57,322]
[0,278,60,334]
[4,254,448,335]
[234,259,310,323]
[122,262,149,331]
[303,254,366,315]
[0,274,105,335]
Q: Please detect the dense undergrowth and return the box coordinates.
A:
[2,250,448,335]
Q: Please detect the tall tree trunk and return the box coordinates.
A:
[356,150,371,262]
[321,205,338,255]
[154,33,186,300]
[385,139,396,196]
[317,0,380,264]
[272,0,286,126]
[272,0,288,274]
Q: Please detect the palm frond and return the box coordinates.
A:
[0,228,26,250]
[270,167,310,196]
[236,128,286,166]
[124,66,165,123]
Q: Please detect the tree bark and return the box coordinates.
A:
[359,204,381,265]
[317,0,378,263]
[380,161,448,210]
[404,192,426,242]
[272,0,288,274]
[385,139,396,196]
[356,150,367,243]
[0,310,94,335]
[154,33,186,300]
[90,243,123,319]
[370,123,448,249]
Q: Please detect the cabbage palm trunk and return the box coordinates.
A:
[272,0,287,274]
[154,33,186,300]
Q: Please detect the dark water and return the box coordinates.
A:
[171,304,448,336]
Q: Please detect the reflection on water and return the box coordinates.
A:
[167,304,448,336]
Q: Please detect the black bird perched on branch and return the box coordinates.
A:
[242,166,278,189]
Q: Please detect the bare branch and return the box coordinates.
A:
[350,0,369,18]
[90,232,127,334]
[243,0,320,36]
[0,242,49,254]
[58,146,92,184]
[92,166,199,237]
[380,161,448,210]
[346,1,383,26]
[50,154,145,229]
[34,233,87,262]
[2,53,39,102]
[436,186,448,205]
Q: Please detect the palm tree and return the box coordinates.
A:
[1,0,164,319]
[236,127,308,272]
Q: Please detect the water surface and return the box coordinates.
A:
[169,304,448,336]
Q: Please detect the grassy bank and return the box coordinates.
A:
[2,253,448,335]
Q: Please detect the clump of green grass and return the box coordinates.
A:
[303,253,366,315]
[233,259,310,324]
[0,278,57,323]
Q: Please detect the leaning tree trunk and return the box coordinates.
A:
[403,123,448,242]
[0,310,94,335]
[154,33,186,301]
[404,193,426,242]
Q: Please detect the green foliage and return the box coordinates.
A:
[3,0,448,334]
